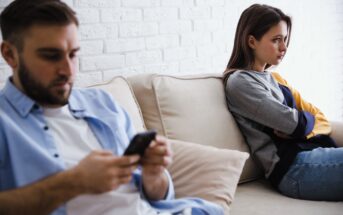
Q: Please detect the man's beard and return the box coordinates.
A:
[18,59,72,106]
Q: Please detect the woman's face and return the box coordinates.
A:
[249,21,288,72]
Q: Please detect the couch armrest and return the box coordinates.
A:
[330,121,343,147]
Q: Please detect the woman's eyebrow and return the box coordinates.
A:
[272,34,287,38]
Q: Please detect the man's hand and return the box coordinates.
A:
[0,150,140,215]
[141,136,173,200]
[72,150,140,194]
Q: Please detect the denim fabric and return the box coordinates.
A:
[278,147,343,201]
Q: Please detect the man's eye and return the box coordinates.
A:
[69,52,78,59]
[41,54,61,61]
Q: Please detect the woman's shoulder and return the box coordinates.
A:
[227,70,268,85]
[270,72,288,85]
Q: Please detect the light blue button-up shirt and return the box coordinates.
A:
[0,79,223,215]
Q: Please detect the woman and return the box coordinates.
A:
[223,4,342,201]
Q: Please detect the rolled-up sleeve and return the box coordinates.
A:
[134,168,175,202]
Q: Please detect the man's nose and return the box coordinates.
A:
[58,57,74,76]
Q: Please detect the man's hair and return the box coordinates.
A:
[0,0,79,51]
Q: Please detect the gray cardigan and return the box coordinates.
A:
[225,70,300,178]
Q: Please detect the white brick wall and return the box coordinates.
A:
[336,0,343,120]
[0,0,342,120]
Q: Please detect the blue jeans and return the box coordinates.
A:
[278,147,343,201]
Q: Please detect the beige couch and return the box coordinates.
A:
[91,73,343,215]
[3,72,341,214]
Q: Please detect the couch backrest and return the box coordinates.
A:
[89,76,146,132]
[128,73,262,183]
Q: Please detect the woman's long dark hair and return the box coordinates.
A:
[223,4,292,84]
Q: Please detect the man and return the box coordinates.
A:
[0,0,223,215]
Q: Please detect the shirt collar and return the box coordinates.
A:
[3,78,37,117]
[68,89,86,113]
[3,78,86,117]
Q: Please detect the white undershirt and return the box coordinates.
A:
[43,105,158,215]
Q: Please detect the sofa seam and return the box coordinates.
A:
[151,75,168,137]
[122,77,147,131]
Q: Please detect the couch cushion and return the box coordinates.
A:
[168,139,249,214]
[128,74,165,134]
[231,179,343,215]
[129,73,262,183]
[88,76,145,132]
[330,121,343,147]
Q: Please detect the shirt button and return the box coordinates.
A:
[54,154,59,158]
[43,125,49,130]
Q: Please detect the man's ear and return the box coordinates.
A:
[248,35,257,49]
[1,41,18,69]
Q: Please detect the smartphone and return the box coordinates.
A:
[123,130,157,156]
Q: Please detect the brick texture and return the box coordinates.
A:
[0,0,342,120]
